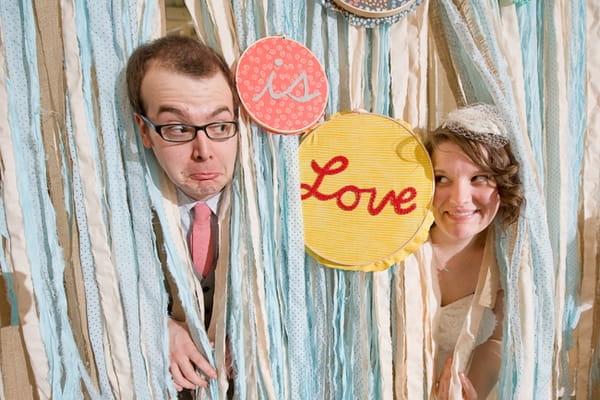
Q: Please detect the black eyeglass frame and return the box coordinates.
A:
[138,114,238,143]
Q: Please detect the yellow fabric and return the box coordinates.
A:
[299,112,434,271]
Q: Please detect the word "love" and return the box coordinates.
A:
[301,156,417,216]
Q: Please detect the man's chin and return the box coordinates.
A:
[183,185,222,202]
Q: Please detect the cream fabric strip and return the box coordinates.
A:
[577,2,600,398]
[209,185,233,396]
[348,25,366,110]
[60,0,134,396]
[391,260,406,397]
[183,0,204,43]
[389,1,430,128]
[204,0,240,64]
[421,243,438,399]
[447,233,496,399]
[402,246,431,399]
[373,271,393,399]
[0,26,51,400]
[516,229,535,399]
[370,27,382,112]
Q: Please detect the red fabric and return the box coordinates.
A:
[190,203,215,278]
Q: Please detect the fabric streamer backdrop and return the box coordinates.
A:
[0,0,598,399]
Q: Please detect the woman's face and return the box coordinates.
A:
[431,141,500,243]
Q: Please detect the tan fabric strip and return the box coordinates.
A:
[33,0,99,390]
[0,326,34,400]
[390,1,430,128]
[577,1,600,397]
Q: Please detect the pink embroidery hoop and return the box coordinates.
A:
[235,36,329,135]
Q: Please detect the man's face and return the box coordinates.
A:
[136,64,238,201]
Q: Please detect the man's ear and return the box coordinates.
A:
[134,114,153,148]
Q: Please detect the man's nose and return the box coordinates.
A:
[191,131,212,159]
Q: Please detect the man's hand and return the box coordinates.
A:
[168,318,217,391]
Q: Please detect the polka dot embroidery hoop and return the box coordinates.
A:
[235,36,329,135]
[331,0,420,18]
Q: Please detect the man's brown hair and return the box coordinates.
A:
[126,35,237,115]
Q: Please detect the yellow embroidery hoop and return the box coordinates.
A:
[299,111,434,272]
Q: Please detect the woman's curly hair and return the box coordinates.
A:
[426,128,524,229]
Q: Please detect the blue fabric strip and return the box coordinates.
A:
[65,100,112,399]
[515,2,544,179]
[82,0,151,396]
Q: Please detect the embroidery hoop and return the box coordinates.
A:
[299,111,434,272]
[331,0,420,18]
[235,36,329,135]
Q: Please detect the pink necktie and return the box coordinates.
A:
[190,203,215,278]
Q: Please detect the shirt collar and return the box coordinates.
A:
[177,190,221,215]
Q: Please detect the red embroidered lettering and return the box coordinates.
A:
[301,156,418,216]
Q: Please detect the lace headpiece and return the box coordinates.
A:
[438,103,510,149]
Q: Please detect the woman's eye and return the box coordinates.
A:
[435,176,448,184]
[472,175,491,183]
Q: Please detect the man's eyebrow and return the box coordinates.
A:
[156,106,184,118]
[207,106,234,119]
[156,105,233,120]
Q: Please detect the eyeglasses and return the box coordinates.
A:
[138,114,238,142]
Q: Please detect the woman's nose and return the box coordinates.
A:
[449,180,470,205]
